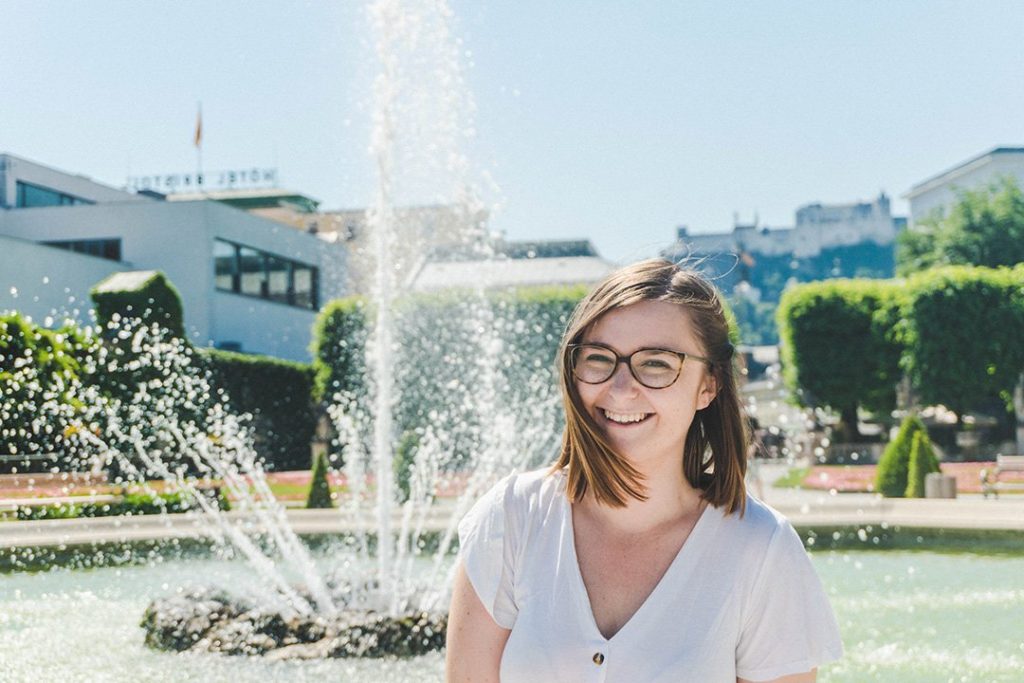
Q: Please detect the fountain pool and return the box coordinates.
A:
[2,546,1022,682]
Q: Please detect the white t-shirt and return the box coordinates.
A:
[457,468,843,682]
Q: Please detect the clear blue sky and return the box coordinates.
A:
[3,0,1024,263]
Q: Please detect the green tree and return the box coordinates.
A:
[875,415,926,498]
[306,450,334,509]
[905,429,941,498]
[900,266,1024,424]
[777,279,903,441]
[897,177,1024,276]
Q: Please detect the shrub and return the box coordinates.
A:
[875,415,926,497]
[905,429,941,498]
[394,430,419,503]
[306,450,334,509]
[16,487,229,520]
[0,311,98,462]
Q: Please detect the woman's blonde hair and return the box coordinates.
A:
[552,258,748,515]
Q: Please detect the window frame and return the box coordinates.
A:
[212,238,319,311]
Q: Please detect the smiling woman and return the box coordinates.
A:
[446,259,843,683]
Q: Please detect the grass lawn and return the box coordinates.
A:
[772,466,811,489]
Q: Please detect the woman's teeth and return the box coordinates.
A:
[603,409,649,424]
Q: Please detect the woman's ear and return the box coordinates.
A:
[696,371,718,411]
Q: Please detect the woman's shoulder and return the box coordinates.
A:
[482,466,567,522]
[458,466,566,558]
[508,465,566,500]
[465,465,564,515]
[709,494,798,556]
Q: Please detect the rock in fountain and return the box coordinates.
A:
[141,588,447,659]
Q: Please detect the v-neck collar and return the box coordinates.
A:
[562,486,719,644]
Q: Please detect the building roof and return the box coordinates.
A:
[904,146,1024,199]
[167,188,320,213]
[411,255,616,292]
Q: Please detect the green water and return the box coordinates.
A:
[0,551,1021,682]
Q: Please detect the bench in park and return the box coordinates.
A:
[981,455,1024,498]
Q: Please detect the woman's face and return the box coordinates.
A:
[575,300,717,469]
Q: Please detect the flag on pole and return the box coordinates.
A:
[193,105,202,148]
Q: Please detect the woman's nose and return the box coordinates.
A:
[608,360,639,393]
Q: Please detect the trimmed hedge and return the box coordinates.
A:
[89,271,318,472]
[203,349,317,471]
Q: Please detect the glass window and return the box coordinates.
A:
[213,239,318,310]
[16,181,91,208]
[266,255,291,304]
[293,263,318,309]
[238,246,266,297]
[214,240,239,292]
[41,238,121,262]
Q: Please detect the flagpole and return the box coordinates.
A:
[194,102,203,194]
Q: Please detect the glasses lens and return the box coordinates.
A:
[572,345,617,383]
[631,349,682,388]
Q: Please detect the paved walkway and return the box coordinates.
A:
[1,463,1021,550]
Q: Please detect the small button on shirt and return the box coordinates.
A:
[457,468,843,682]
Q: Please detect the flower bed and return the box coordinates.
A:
[800,461,1024,494]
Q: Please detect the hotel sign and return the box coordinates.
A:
[127,168,278,194]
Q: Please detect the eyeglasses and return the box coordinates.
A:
[568,342,712,390]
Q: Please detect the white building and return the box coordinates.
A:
[410,240,616,292]
[0,153,347,362]
[904,147,1024,224]
[668,192,902,260]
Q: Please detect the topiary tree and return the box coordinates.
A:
[310,296,369,404]
[777,279,903,441]
[306,450,334,509]
[900,266,1024,426]
[905,429,941,498]
[91,270,186,339]
[875,415,926,497]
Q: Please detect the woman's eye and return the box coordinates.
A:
[585,354,614,365]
